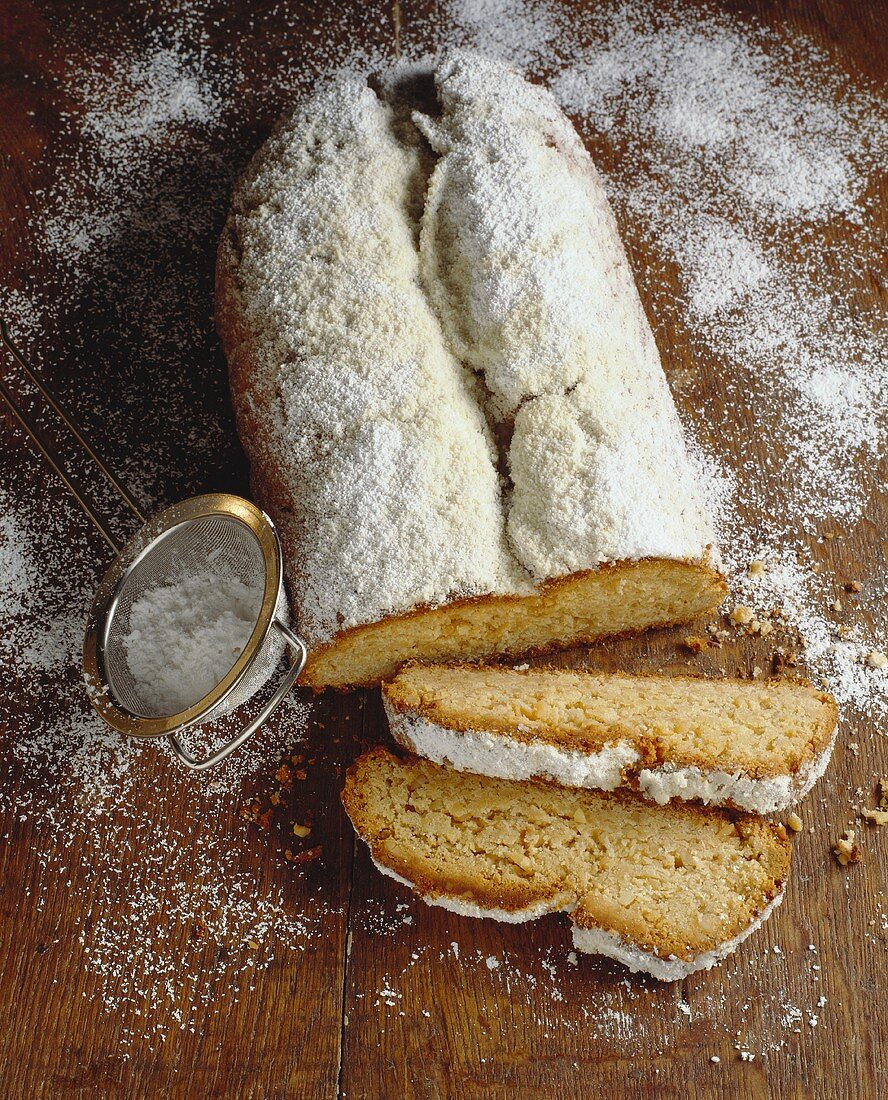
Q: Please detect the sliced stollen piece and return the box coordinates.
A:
[342,748,791,981]
[383,664,837,814]
[217,51,725,691]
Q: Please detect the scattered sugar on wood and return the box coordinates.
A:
[0,482,313,1052]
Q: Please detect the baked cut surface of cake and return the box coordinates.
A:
[383,664,838,812]
[217,51,724,689]
[342,748,791,980]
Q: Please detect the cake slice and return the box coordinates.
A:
[383,664,837,814]
[342,748,791,980]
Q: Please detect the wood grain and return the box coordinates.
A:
[0,1,884,1097]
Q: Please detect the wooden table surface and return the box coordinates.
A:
[0,1,885,1097]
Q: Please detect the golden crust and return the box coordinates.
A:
[341,747,791,961]
[295,558,726,690]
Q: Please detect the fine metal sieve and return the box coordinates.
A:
[83,494,307,770]
[1,318,307,771]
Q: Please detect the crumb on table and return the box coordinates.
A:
[833,829,862,866]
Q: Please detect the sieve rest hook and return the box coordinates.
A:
[167,621,307,772]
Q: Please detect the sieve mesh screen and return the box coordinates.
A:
[103,516,285,719]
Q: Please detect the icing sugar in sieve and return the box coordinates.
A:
[122,567,263,717]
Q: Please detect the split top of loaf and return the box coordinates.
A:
[342,748,791,979]
[218,51,723,688]
[383,664,838,813]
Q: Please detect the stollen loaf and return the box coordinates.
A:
[217,52,725,690]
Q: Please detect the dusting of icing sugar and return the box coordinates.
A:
[14,20,242,514]
[0,507,38,621]
[730,552,888,722]
[439,0,561,68]
[361,913,836,1057]
[224,68,532,646]
[0,6,382,1059]
[417,51,712,574]
[77,44,222,150]
[44,27,227,278]
[227,48,713,647]
[551,9,884,222]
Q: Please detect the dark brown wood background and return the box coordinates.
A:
[0,1,884,1097]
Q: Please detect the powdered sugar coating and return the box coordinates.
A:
[416,51,713,574]
[222,72,528,650]
[371,857,785,982]
[571,888,786,981]
[385,701,641,791]
[386,703,835,813]
[220,52,713,648]
[123,571,262,715]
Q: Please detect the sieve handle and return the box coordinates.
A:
[167,622,308,772]
[0,317,146,552]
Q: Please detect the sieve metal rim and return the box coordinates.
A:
[82,493,284,739]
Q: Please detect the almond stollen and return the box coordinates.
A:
[382,664,838,813]
[217,51,724,690]
[341,748,791,981]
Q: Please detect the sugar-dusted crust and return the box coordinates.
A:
[383,664,838,811]
[217,52,724,690]
[342,747,791,970]
[373,856,787,981]
[570,888,787,980]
